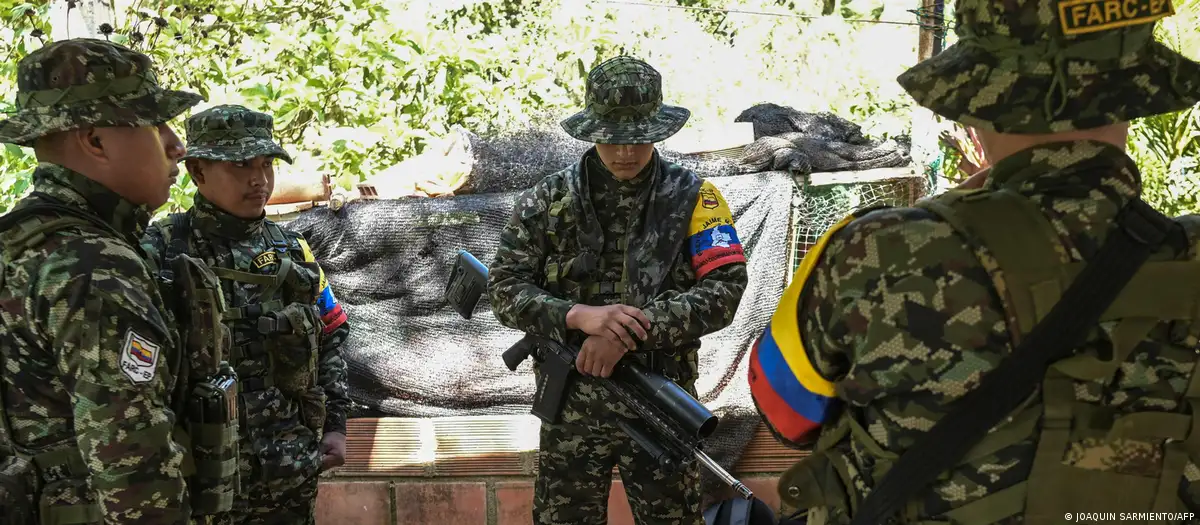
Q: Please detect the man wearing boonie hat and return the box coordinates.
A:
[141,104,351,525]
[488,56,749,524]
[749,0,1200,523]
[0,38,212,524]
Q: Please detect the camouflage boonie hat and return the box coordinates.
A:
[897,0,1200,134]
[561,56,691,144]
[0,38,203,147]
[181,104,293,164]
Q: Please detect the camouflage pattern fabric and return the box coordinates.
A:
[560,57,691,145]
[488,148,748,524]
[0,38,202,146]
[897,0,1200,133]
[755,140,1200,523]
[181,105,293,164]
[141,194,351,525]
[0,164,191,523]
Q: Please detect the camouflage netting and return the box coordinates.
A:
[284,104,924,502]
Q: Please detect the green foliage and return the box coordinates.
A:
[0,0,1195,218]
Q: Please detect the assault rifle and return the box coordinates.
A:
[444,249,753,500]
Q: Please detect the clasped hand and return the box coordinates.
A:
[567,304,651,378]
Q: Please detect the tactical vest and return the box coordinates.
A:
[542,186,694,383]
[0,197,236,524]
[163,214,326,435]
[780,188,1200,524]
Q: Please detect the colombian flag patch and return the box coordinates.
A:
[747,213,857,443]
[298,237,348,334]
[687,180,746,278]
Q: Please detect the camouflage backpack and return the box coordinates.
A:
[0,196,134,524]
[780,188,1200,525]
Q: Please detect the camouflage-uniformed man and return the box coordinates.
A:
[748,0,1200,524]
[0,39,202,523]
[488,56,748,525]
[141,105,351,525]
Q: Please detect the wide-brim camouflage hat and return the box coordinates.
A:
[0,38,202,147]
[181,104,293,164]
[897,0,1200,134]
[561,56,691,144]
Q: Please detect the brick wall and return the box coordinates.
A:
[316,475,785,525]
[312,417,806,525]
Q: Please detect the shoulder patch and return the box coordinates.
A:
[252,251,279,269]
[119,329,160,385]
[687,180,745,278]
[1057,0,1174,35]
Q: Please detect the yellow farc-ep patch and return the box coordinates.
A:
[1058,0,1175,36]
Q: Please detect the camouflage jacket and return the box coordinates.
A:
[488,148,748,380]
[750,140,1200,522]
[0,163,190,523]
[141,195,351,436]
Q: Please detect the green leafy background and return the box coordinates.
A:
[0,0,1196,217]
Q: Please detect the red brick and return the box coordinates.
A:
[317,481,391,525]
[495,481,535,525]
[393,482,486,525]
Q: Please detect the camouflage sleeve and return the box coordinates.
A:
[751,207,1007,449]
[640,263,747,350]
[487,182,574,342]
[296,237,351,435]
[747,213,858,447]
[639,180,748,349]
[40,241,189,523]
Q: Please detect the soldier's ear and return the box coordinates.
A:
[187,159,206,184]
[76,128,106,160]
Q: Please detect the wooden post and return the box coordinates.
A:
[916,0,937,62]
[910,0,944,194]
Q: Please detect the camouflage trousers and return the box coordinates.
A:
[533,374,703,525]
[216,410,323,525]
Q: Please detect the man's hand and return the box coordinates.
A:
[955,166,991,189]
[576,335,627,378]
[320,431,347,472]
[566,304,650,350]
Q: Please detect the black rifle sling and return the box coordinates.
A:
[0,192,121,240]
[848,198,1180,525]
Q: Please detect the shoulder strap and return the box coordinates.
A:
[152,211,195,287]
[847,198,1180,525]
[0,192,121,241]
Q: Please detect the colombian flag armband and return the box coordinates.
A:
[747,213,857,443]
[298,238,348,334]
[686,180,746,279]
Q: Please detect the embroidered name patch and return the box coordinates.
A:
[1058,0,1174,36]
[119,329,159,385]
[252,251,278,269]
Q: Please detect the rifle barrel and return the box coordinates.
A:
[694,448,754,500]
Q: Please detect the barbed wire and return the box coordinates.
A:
[599,0,954,34]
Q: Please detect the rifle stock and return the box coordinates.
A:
[445,250,753,500]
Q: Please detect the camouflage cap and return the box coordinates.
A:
[0,38,203,147]
[897,0,1200,134]
[561,56,691,144]
[181,104,293,164]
